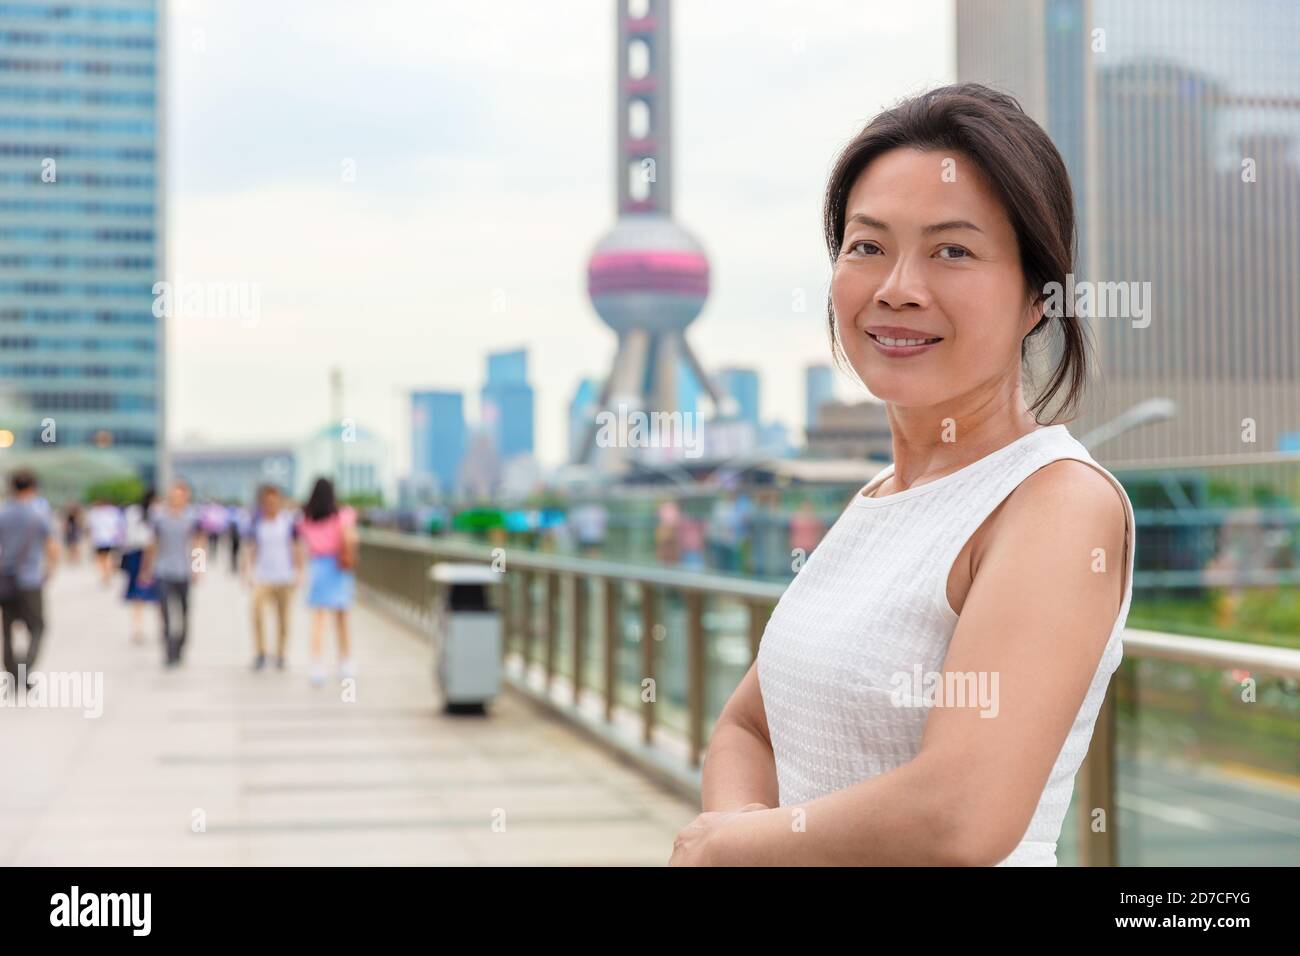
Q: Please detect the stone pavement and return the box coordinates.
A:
[0,558,698,865]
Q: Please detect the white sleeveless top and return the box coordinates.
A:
[756,424,1136,866]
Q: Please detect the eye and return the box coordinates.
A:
[936,245,970,260]
[844,240,882,257]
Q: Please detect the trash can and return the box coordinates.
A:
[430,563,502,714]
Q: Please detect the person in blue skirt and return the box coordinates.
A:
[297,478,359,687]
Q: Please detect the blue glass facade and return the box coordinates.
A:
[717,367,759,431]
[804,364,833,430]
[0,0,163,483]
[480,348,533,461]
[486,348,526,386]
[410,390,465,499]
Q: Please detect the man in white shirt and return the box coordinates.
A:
[85,500,123,586]
[244,484,302,671]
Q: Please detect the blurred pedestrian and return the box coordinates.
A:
[86,498,123,585]
[707,492,741,572]
[62,504,83,565]
[571,500,608,558]
[141,480,204,667]
[120,487,159,644]
[245,484,301,672]
[655,499,682,564]
[788,500,825,568]
[0,469,59,687]
[298,478,359,686]
[678,511,705,570]
[199,501,228,566]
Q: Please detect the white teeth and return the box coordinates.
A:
[874,334,939,347]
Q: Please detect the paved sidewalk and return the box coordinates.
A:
[0,560,697,865]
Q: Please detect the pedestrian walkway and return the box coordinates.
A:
[0,562,696,865]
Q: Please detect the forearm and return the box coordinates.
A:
[708,753,966,866]
[700,720,780,812]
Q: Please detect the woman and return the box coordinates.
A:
[297,478,358,686]
[653,499,681,565]
[673,84,1135,866]
[120,488,159,643]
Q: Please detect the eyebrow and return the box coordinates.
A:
[846,214,984,236]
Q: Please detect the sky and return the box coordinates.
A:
[167,0,954,471]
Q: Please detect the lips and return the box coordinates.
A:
[865,325,943,344]
[865,328,943,357]
[868,332,942,346]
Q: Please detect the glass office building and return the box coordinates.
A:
[957,0,1300,462]
[410,389,466,499]
[0,0,164,483]
[480,348,534,462]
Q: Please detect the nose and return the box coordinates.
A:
[874,253,932,312]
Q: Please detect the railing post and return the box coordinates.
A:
[747,600,767,661]
[520,570,534,679]
[641,581,656,746]
[1078,675,1119,867]
[546,572,560,691]
[500,568,514,660]
[603,578,618,723]
[686,590,705,768]
[572,574,587,705]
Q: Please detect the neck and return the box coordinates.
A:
[884,381,1040,490]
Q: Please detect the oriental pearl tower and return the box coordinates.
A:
[579,0,727,471]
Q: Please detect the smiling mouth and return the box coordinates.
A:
[867,332,943,347]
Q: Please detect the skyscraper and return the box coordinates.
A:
[411,390,466,499]
[717,367,760,432]
[0,0,165,483]
[805,364,834,433]
[480,348,533,461]
[957,0,1300,461]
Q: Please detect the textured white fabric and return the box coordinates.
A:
[756,424,1136,866]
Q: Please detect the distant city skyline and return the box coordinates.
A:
[165,0,955,473]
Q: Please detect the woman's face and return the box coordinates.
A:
[831,147,1038,410]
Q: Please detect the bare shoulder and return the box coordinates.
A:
[984,458,1129,612]
[1012,458,1127,525]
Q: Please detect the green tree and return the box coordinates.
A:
[84,475,145,507]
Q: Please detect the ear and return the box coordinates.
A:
[1022,289,1047,339]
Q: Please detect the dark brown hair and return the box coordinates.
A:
[9,468,37,493]
[822,82,1089,424]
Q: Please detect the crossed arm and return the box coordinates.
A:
[676,461,1128,866]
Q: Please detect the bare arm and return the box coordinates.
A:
[700,660,780,812]
[694,461,1129,865]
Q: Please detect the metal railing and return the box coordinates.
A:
[357,528,1300,867]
